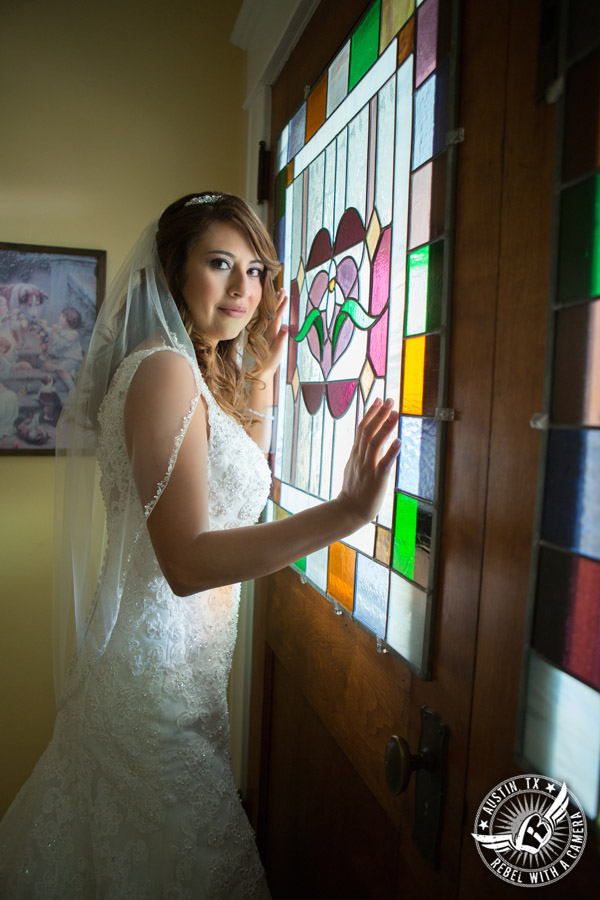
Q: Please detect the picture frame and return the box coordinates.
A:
[0,241,106,454]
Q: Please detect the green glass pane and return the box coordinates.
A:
[294,556,307,573]
[392,492,417,579]
[349,0,381,92]
[406,240,444,337]
[557,173,600,305]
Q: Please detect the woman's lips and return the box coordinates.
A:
[218,306,246,318]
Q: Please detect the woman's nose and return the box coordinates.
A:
[228,268,247,297]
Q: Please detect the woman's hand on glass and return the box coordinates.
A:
[336,398,401,529]
[256,289,289,378]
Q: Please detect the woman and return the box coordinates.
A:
[0,193,400,899]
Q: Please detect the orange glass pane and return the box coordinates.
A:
[402,335,425,414]
[398,16,415,66]
[327,541,356,612]
[375,526,392,564]
[305,73,328,143]
[273,478,281,504]
[286,160,294,186]
[380,0,415,53]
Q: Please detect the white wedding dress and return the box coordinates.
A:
[0,347,272,900]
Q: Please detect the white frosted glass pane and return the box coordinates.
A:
[523,654,600,819]
[282,384,295,484]
[354,555,389,637]
[277,124,289,172]
[307,152,325,262]
[320,407,334,498]
[335,129,348,233]
[280,482,320,513]
[327,41,350,117]
[291,174,304,280]
[273,362,287,479]
[375,76,396,227]
[297,324,323,382]
[329,326,369,381]
[295,40,397,177]
[412,73,436,170]
[331,392,357,496]
[409,162,432,250]
[344,522,376,554]
[308,399,324,496]
[323,142,336,238]
[295,394,312,490]
[346,106,368,223]
[306,546,329,590]
[265,499,274,523]
[387,573,428,668]
[284,184,294,289]
[398,417,422,495]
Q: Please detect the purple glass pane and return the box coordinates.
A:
[368,309,388,377]
[418,418,437,499]
[416,0,439,88]
[326,380,357,418]
[301,383,325,415]
[433,57,450,158]
[307,228,333,270]
[287,280,299,384]
[370,227,391,315]
[288,104,307,162]
[334,207,365,253]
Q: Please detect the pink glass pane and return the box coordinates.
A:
[415,0,439,88]
[326,380,358,418]
[287,280,299,383]
[301,383,326,415]
[334,208,365,253]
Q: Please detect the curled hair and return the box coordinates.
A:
[157,192,280,425]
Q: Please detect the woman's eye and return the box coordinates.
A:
[248,267,264,278]
[210,258,230,270]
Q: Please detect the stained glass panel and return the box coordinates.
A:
[519,8,600,820]
[271,0,457,676]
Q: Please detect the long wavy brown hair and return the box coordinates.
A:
[156,193,280,425]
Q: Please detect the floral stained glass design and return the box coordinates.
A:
[519,2,600,822]
[266,0,457,677]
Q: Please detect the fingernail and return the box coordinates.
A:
[384,398,393,408]
[373,397,382,407]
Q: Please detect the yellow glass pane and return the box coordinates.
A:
[286,160,294,186]
[273,502,290,520]
[402,335,425,414]
[327,541,356,612]
[380,0,415,53]
[375,526,392,564]
[305,73,328,143]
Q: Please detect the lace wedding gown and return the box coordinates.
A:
[0,347,272,899]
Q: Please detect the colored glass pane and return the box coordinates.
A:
[563,48,600,182]
[288,104,307,161]
[523,653,600,819]
[375,525,392,564]
[327,541,356,611]
[415,0,439,87]
[398,17,415,66]
[402,335,425,413]
[354,554,389,636]
[533,546,600,690]
[380,0,414,53]
[306,73,328,143]
[551,298,600,426]
[557,173,600,305]
[541,428,600,561]
[306,547,329,590]
[275,168,287,223]
[409,155,446,249]
[397,416,437,500]
[327,42,350,117]
[386,572,428,669]
[393,492,418,578]
[277,125,289,173]
[349,0,381,92]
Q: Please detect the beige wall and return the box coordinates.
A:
[0,0,246,816]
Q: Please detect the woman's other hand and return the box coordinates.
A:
[255,288,289,379]
[336,398,401,529]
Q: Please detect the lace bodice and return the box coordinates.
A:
[0,346,273,899]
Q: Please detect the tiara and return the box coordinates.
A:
[184,194,224,207]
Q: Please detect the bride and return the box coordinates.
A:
[0,192,400,899]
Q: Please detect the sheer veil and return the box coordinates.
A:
[52,220,197,702]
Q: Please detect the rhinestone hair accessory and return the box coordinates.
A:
[184,194,224,207]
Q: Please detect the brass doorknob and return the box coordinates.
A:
[385,734,431,795]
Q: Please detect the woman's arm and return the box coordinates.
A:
[125,349,400,597]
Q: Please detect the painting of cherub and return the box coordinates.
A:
[0,242,106,453]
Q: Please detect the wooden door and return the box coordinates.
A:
[246,1,598,897]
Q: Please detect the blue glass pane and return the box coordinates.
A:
[541,429,600,560]
[397,416,437,500]
[412,73,436,169]
[354,554,389,636]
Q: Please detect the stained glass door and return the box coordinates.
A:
[265,0,458,678]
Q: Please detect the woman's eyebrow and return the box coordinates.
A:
[207,249,264,265]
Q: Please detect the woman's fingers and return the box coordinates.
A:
[358,399,398,456]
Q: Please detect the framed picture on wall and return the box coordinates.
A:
[0,241,106,454]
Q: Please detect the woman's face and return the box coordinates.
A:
[181,221,264,345]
